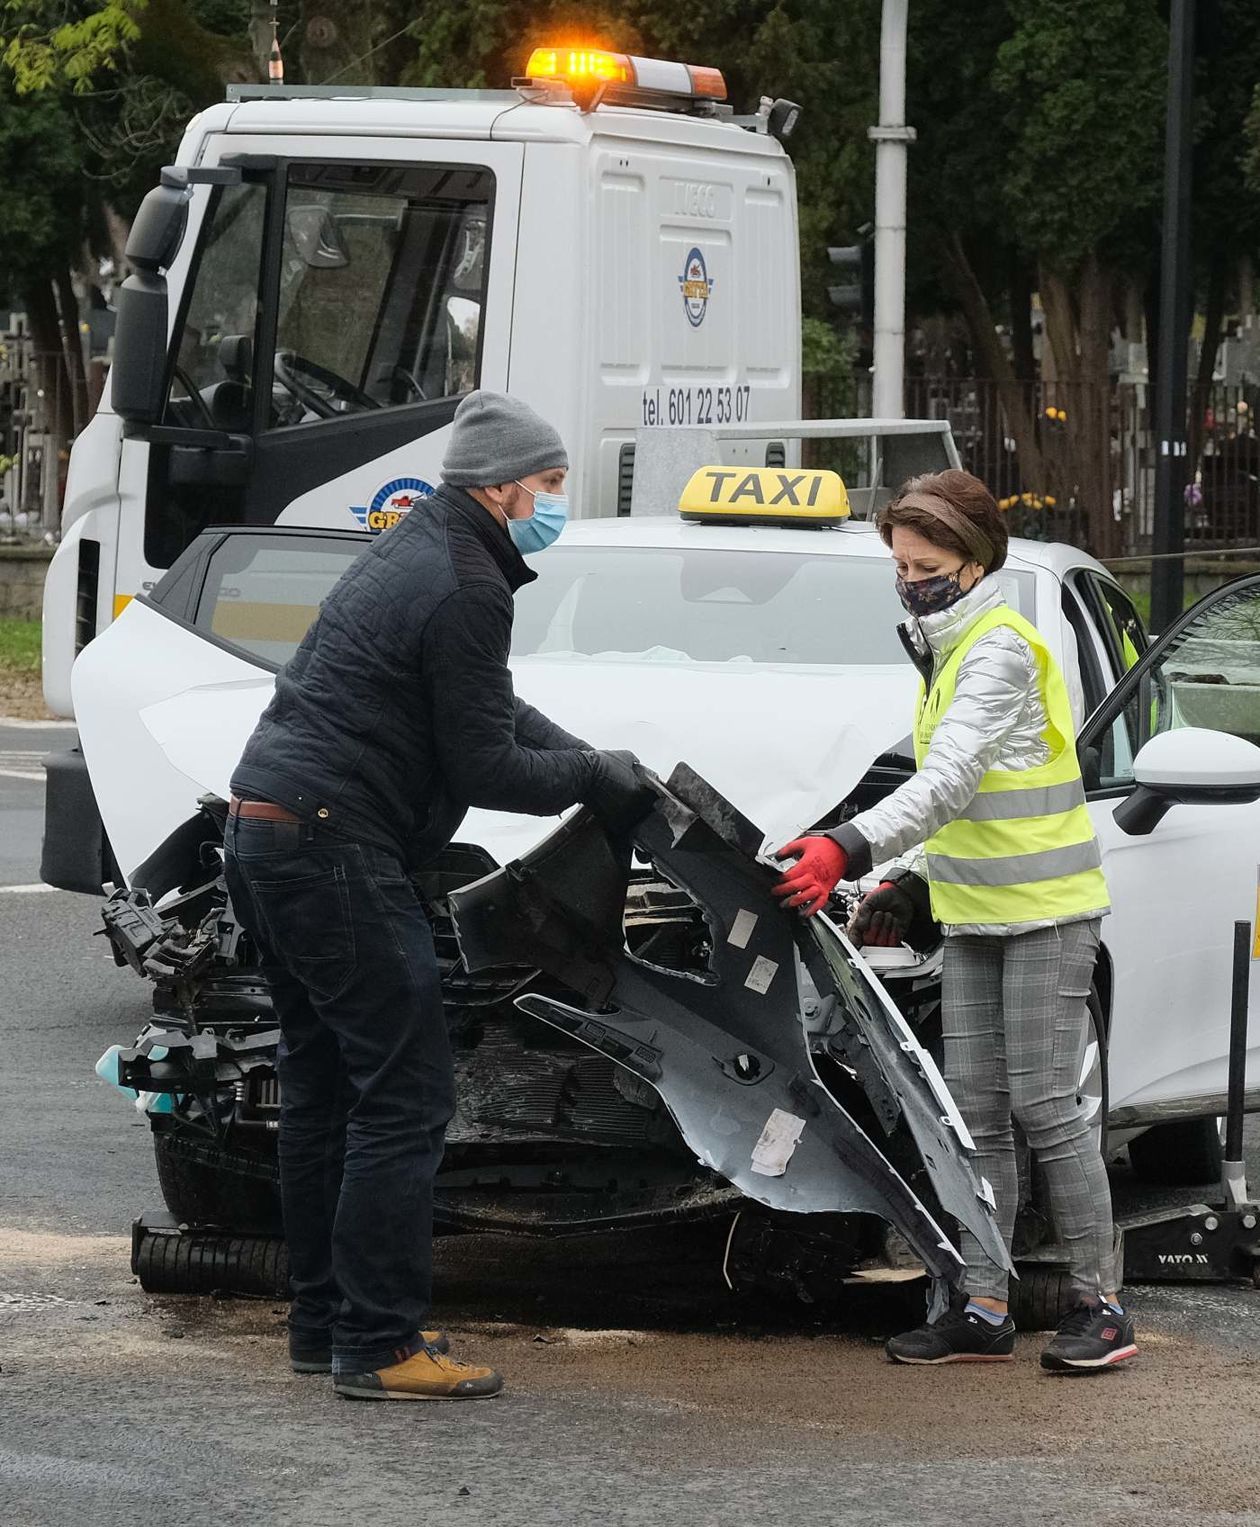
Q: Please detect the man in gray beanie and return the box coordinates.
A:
[226,391,648,1404]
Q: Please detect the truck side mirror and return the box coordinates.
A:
[1115,727,1260,835]
[111,273,169,424]
[111,177,191,425]
[111,164,242,426]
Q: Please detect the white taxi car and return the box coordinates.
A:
[56,465,1260,1223]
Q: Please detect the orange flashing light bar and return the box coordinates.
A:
[526,47,632,84]
[524,46,727,104]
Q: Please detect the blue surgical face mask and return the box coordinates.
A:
[507,481,568,555]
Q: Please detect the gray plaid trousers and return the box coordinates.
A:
[942,919,1118,1300]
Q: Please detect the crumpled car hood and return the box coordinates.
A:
[77,599,917,878]
[449,763,1012,1316]
[465,656,918,862]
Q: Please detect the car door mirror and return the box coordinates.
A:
[1115,727,1260,835]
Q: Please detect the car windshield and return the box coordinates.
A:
[512,547,1035,666]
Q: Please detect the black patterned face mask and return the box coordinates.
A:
[895,569,968,617]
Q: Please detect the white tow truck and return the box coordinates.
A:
[42,45,805,718]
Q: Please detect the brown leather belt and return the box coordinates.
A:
[228,795,302,824]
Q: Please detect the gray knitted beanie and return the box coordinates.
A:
[441,390,569,487]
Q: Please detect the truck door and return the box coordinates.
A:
[115,140,522,601]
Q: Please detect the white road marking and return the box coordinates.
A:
[0,716,75,729]
[0,883,55,894]
[0,751,46,781]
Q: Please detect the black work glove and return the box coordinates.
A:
[582,749,656,833]
[849,872,935,949]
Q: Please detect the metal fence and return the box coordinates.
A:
[809,374,1260,560]
[7,348,1260,564]
[1,345,107,539]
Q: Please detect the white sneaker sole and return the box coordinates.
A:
[335,1387,502,1400]
[1042,1342,1138,1372]
[888,1351,1014,1365]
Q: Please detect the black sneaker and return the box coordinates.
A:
[1040,1298,1137,1373]
[290,1328,450,1374]
[886,1296,1016,1365]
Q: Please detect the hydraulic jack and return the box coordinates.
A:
[1120,921,1260,1287]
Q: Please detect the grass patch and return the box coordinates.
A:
[0,619,41,675]
[1126,587,1210,630]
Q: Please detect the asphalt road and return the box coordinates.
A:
[3,718,1260,1527]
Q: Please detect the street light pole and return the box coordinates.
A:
[869,0,915,420]
[1151,0,1196,633]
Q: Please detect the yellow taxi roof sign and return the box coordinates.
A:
[679,466,850,526]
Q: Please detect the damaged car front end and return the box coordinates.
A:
[98,764,1010,1313]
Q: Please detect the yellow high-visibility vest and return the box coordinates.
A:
[914,605,1111,927]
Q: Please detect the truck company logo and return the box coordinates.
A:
[351,476,434,533]
[679,247,713,328]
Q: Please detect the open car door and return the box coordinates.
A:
[1079,573,1260,1124]
[63,527,368,886]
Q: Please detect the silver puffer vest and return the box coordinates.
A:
[829,578,1106,936]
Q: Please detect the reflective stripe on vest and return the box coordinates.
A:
[914,604,1110,926]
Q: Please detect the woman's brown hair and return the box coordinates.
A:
[875,469,1008,574]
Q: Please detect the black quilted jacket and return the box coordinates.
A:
[231,483,593,866]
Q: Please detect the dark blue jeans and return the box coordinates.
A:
[223,815,453,1374]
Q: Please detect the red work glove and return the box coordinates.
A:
[849,881,914,947]
[772,836,848,917]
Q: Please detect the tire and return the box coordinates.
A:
[134,1225,289,1298]
[154,1129,282,1235]
[1008,1267,1075,1331]
[1127,1117,1223,1187]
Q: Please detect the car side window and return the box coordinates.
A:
[163,180,267,436]
[268,162,493,428]
[192,533,368,667]
[1060,584,1109,719]
[1078,572,1148,685]
[1084,576,1260,791]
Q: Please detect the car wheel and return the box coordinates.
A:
[1007,1266,1075,1331]
[154,1129,282,1235]
[134,1221,289,1298]
[1127,1117,1223,1186]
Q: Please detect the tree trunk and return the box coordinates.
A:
[1008,255,1036,382]
[939,230,1045,500]
[22,282,74,521]
[53,265,90,439]
[1077,254,1117,558]
[1040,259,1118,558]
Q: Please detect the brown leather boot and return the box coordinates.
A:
[334,1345,503,1401]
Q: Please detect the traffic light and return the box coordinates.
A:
[827,223,874,328]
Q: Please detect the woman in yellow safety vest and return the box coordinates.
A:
[774,469,1137,1373]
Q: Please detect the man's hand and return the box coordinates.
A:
[583,750,656,833]
[848,881,915,947]
[772,836,848,917]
